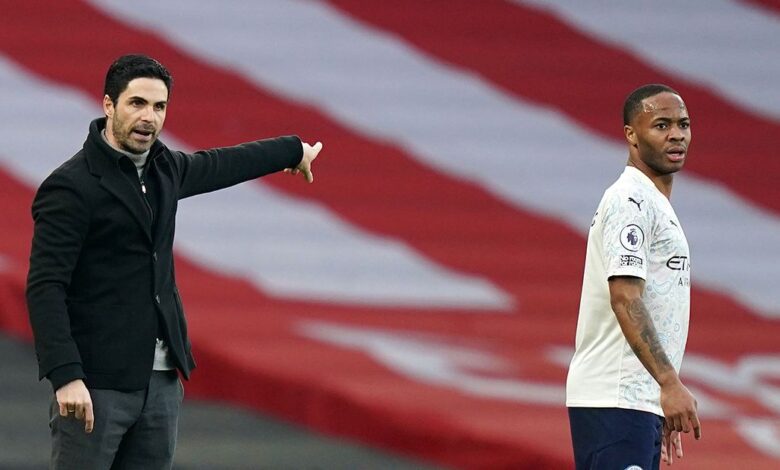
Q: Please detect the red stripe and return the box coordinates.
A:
[0,169,33,265]
[0,166,34,339]
[740,0,780,14]
[326,0,780,216]
[1,1,780,466]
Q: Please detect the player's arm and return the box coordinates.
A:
[608,276,701,441]
[609,276,674,382]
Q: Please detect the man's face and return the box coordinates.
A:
[626,92,691,176]
[103,77,168,154]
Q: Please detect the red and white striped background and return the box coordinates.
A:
[0,1,778,468]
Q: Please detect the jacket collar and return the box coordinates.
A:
[84,118,163,174]
[84,118,164,244]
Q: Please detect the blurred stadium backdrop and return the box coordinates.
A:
[1,1,779,468]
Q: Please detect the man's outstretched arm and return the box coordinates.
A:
[175,137,323,199]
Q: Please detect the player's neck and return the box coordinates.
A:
[627,160,674,199]
[653,175,674,199]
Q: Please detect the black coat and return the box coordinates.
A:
[27,118,302,391]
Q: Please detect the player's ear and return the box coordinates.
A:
[624,125,637,147]
[103,95,114,119]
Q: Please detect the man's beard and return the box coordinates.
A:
[112,116,155,155]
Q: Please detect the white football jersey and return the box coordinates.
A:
[566,166,691,416]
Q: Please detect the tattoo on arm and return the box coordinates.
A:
[626,298,673,373]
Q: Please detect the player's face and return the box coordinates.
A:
[626,92,691,176]
[103,77,168,154]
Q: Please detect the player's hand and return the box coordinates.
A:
[56,379,94,433]
[285,141,323,183]
[661,428,683,465]
[660,379,701,440]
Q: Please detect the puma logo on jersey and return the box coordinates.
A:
[628,197,644,211]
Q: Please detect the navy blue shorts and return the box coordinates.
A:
[568,407,663,470]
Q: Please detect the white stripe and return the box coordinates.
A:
[176,186,511,308]
[0,55,510,309]
[513,0,780,122]
[299,321,564,404]
[735,418,780,458]
[88,0,780,317]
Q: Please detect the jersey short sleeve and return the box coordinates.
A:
[600,191,651,280]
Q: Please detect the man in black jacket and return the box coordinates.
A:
[26,54,323,469]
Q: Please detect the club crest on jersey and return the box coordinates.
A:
[620,224,644,252]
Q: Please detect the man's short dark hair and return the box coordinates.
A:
[104,54,173,104]
[623,84,679,125]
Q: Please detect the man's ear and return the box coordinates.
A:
[624,124,637,147]
[102,95,114,119]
